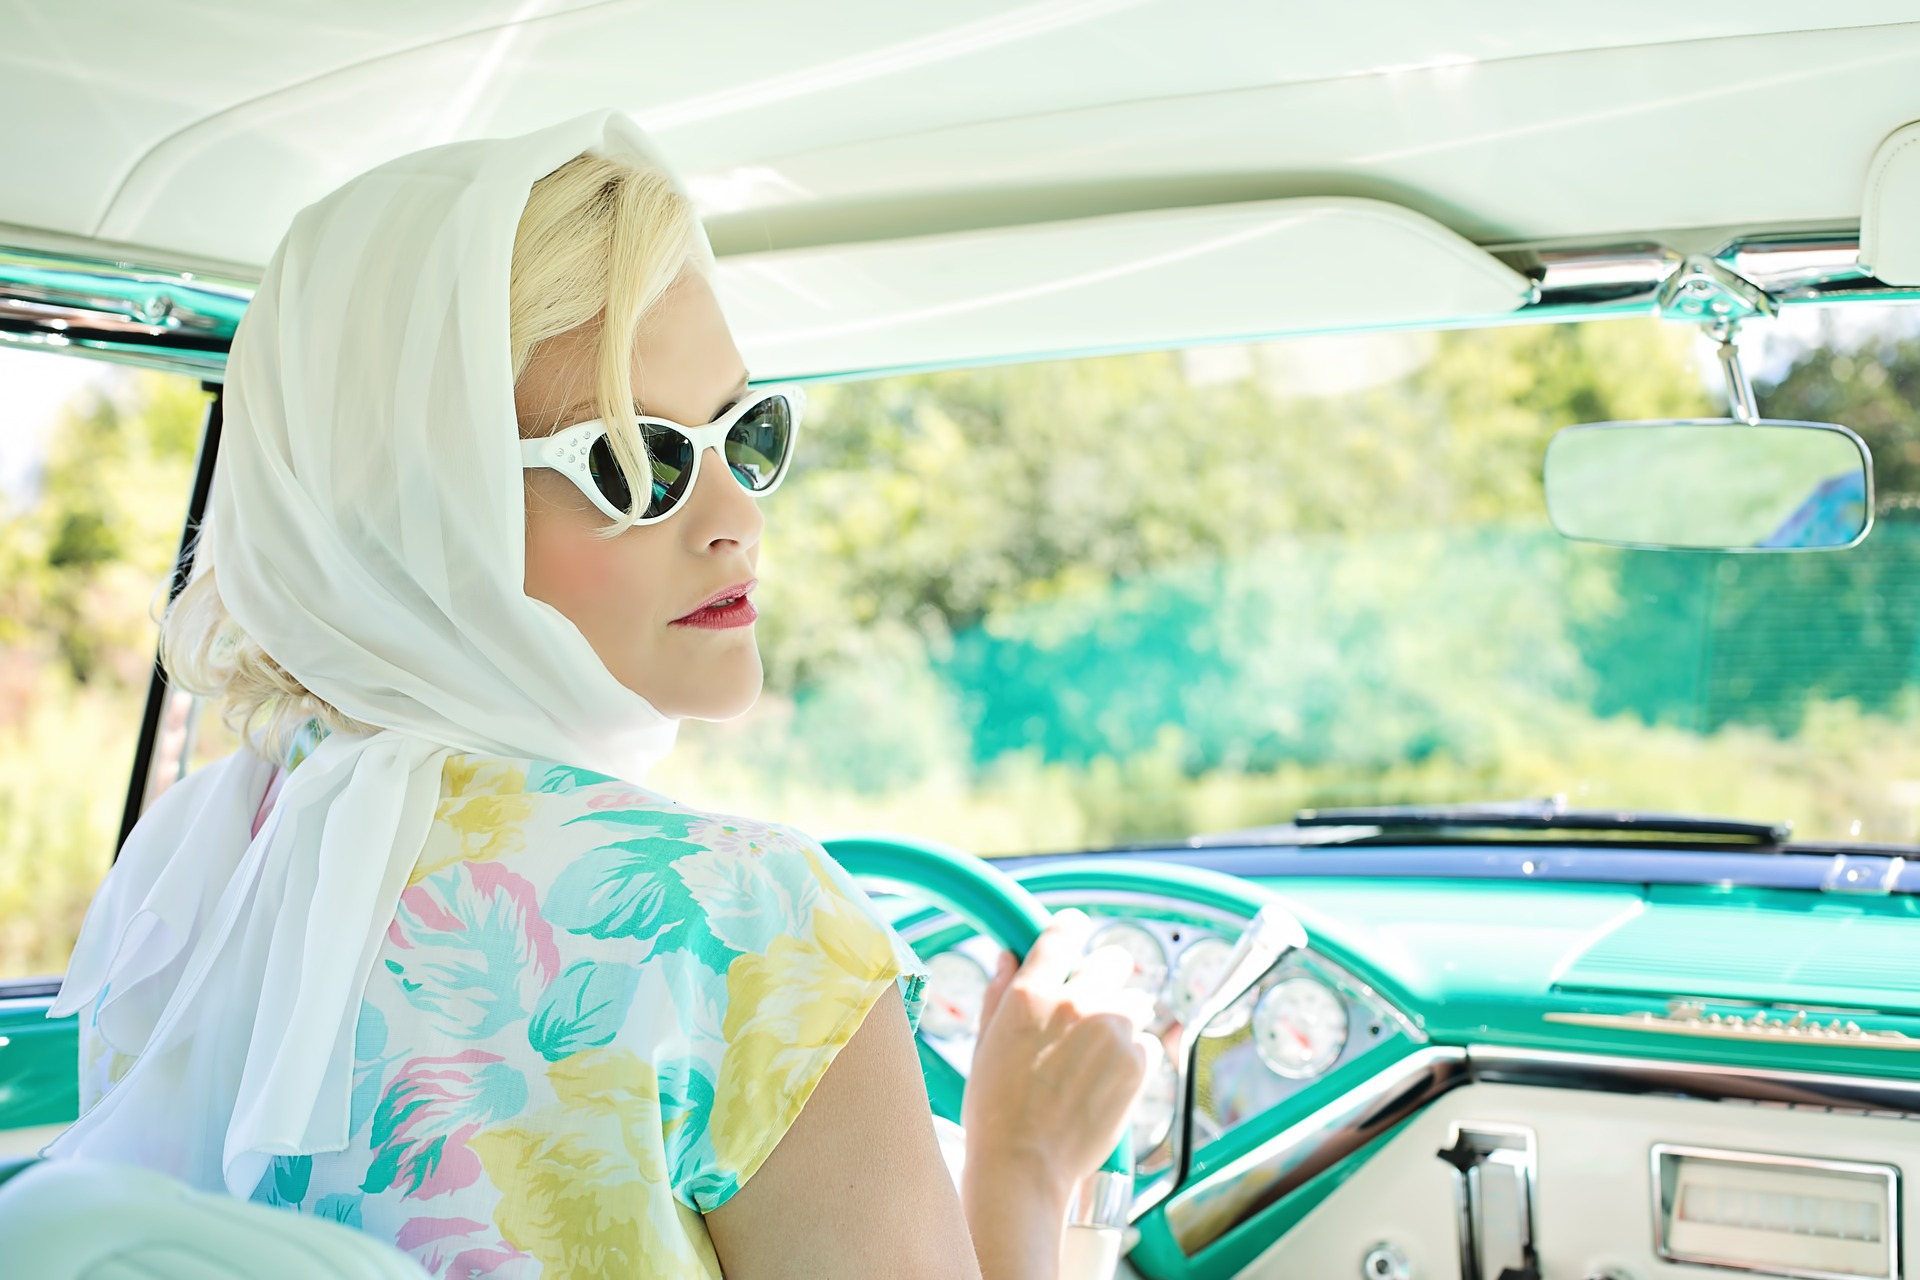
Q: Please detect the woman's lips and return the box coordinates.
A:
[671,581,757,630]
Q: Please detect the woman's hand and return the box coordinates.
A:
[960,909,1155,1279]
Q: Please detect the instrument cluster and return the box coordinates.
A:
[915,914,1411,1171]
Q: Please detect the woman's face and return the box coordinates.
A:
[517,269,763,721]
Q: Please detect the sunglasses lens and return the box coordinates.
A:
[725,395,792,492]
[585,435,632,514]
[638,424,696,518]
[587,430,696,520]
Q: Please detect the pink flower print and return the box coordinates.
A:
[587,788,659,811]
[686,816,785,859]
[394,1216,537,1280]
[362,1051,528,1201]
[382,863,560,1040]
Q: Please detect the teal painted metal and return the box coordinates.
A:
[0,998,75,1134]
[827,835,1131,1176]
[828,835,1049,956]
[0,247,250,381]
[1254,877,1920,1078]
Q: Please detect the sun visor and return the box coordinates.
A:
[1860,122,1920,286]
[714,197,1535,381]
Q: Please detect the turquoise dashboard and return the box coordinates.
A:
[885,851,1920,1280]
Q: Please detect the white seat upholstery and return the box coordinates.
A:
[0,1158,428,1279]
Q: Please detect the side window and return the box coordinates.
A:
[0,348,207,980]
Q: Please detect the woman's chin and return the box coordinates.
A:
[643,663,764,723]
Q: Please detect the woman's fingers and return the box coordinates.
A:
[977,949,1016,1031]
[1066,943,1134,990]
[1017,908,1092,988]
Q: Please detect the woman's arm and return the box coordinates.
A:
[705,986,981,1278]
[706,911,1150,1279]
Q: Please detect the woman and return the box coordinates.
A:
[47,113,1150,1278]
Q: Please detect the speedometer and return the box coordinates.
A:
[921,950,990,1041]
[1130,1034,1177,1153]
[1251,976,1349,1078]
[1086,920,1169,997]
[1169,936,1256,1037]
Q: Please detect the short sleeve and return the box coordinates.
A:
[645,815,928,1214]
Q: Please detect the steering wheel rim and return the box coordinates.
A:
[824,836,1134,1182]
[827,834,1051,958]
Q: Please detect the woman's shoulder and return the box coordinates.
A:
[397,750,923,1048]
[428,750,814,857]
[409,751,870,942]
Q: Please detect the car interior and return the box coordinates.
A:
[5,7,1920,1280]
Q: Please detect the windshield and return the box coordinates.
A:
[653,308,1920,853]
[8,309,1920,978]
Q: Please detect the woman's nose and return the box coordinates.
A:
[678,445,763,549]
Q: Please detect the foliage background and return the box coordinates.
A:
[7,314,1920,976]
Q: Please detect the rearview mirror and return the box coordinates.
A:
[1544,419,1873,551]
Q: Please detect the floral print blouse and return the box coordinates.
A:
[81,752,926,1279]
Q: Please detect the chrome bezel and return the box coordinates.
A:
[920,948,992,1042]
[1650,1143,1901,1280]
[1251,974,1350,1079]
[1086,918,1170,996]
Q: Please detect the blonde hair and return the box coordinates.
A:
[163,151,705,757]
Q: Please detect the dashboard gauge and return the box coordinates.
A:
[1252,976,1349,1078]
[1169,936,1256,1038]
[921,950,991,1041]
[1086,920,1169,997]
[1130,1034,1177,1153]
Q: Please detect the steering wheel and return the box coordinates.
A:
[825,835,1134,1278]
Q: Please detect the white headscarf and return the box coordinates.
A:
[49,112,703,1197]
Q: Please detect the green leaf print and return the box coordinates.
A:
[251,1154,311,1208]
[562,808,705,839]
[526,762,615,793]
[529,959,641,1061]
[545,837,703,942]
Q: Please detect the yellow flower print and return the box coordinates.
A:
[471,1049,719,1279]
[411,756,534,885]
[708,871,901,1185]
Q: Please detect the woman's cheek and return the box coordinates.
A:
[527,521,654,632]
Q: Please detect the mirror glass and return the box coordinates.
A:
[1544,419,1873,551]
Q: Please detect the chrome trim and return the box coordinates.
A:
[0,246,249,381]
[1650,1143,1899,1280]
[1162,1045,1471,1255]
[1468,1045,1920,1116]
[1068,1168,1134,1231]
[1658,254,1779,327]
[1520,234,1920,319]
[1716,327,1763,423]
[1439,1123,1538,1280]
[1160,1043,1920,1259]
[1145,905,1305,1224]
[1543,1004,1920,1051]
[1824,853,1906,895]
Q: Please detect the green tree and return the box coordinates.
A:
[1760,336,1920,501]
[0,372,204,687]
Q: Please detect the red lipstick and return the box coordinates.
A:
[672,580,757,630]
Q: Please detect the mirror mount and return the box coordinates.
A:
[1655,255,1779,424]
[1710,321,1761,425]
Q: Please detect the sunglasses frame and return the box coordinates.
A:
[520,384,805,525]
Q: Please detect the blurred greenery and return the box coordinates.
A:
[658,314,1920,854]
[0,371,202,976]
[11,314,1920,978]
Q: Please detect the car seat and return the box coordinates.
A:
[0,1157,429,1278]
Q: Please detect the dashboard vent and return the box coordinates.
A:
[1555,896,1920,1014]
